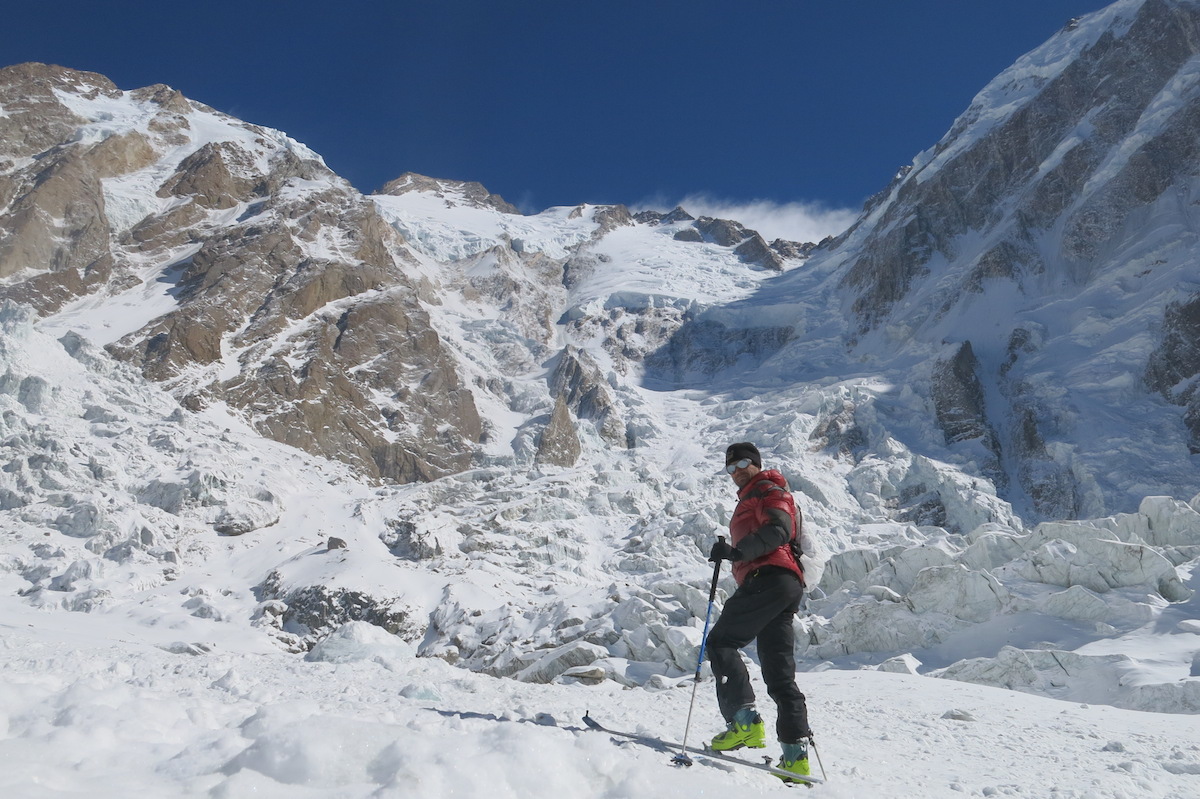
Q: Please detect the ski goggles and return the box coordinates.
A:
[724,458,753,474]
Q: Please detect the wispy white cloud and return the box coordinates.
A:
[634,193,859,244]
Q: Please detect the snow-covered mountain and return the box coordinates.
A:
[870,0,1200,517]
[675,0,1200,523]
[3,1,1200,795]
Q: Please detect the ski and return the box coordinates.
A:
[582,713,823,785]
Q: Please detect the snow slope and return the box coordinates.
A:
[2,3,1200,795]
[4,611,1200,798]
[2,189,1199,795]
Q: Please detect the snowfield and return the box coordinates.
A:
[4,2,1200,794]
[2,229,1200,796]
[4,611,1200,798]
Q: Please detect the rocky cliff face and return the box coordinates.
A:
[635,208,811,270]
[1146,292,1200,452]
[779,0,1200,519]
[0,65,122,302]
[0,62,480,483]
[0,62,804,486]
[931,341,1005,491]
[378,172,520,214]
[838,0,1200,330]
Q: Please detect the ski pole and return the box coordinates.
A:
[810,733,828,781]
[671,536,725,767]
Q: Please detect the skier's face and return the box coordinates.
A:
[728,460,760,488]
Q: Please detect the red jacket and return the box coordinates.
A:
[729,469,804,586]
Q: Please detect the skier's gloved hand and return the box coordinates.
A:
[708,540,742,562]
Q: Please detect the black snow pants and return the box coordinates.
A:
[706,565,810,743]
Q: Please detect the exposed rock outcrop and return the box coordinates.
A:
[809,398,868,459]
[377,172,520,214]
[549,346,626,446]
[633,206,695,225]
[932,342,993,446]
[0,64,481,484]
[535,396,581,466]
[694,216,784,270]
[931,341,1003,489]
[0,63,117,159]
[259,569,422,648]
[1145,292,1200,452]
[839,1,1200,332]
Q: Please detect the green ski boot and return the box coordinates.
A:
[777,740,811,786]
[710,707,766,751]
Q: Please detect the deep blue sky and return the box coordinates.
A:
[4,1,1112,218]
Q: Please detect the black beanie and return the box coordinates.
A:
[725,442,761,467]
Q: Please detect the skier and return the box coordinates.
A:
[706,442,812,783]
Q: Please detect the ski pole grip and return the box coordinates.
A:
[708,536,725,600]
